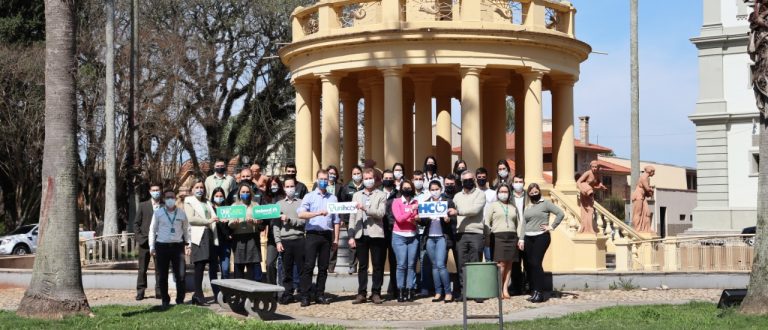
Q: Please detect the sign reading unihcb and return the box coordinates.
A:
[252,204,281,220]
[418,201,448,217]
[216,205,247,220]
[327,202,358,214]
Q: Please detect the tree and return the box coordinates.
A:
[17,0,92,318]
[102,0,118,236]
[743,0,768,315]
[0,0,45,44]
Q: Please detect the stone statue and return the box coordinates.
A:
[576,160,606,234]
[749,0,768,116]
[631,165,656,233]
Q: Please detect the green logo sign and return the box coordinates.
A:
[216,205,247,220]
[252,204,281,220]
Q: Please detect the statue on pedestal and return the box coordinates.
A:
[631,165,656,233]
[576,160,606,234]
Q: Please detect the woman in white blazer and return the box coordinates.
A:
[184,180,219,306]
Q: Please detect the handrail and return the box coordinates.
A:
[593,198,644,241]
[548,189,644,241]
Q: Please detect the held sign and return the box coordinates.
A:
[216,205,247,220]
[252,204,281,220]
[418,201,448,217]
[327,202,358,214]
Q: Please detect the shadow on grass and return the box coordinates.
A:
[120,305,173,317]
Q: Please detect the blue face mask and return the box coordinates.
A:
[240,193,251,201]
[317,179,328,190]
[150,191,161,200]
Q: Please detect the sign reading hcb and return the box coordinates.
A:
[327,202,357,214]
[252,204,281,220]
[418,201,448,217]
[216,205,247,220]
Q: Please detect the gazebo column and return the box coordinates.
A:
[461,66,483,169]
[522,70,546,185]
[320,73,341,168]
[360,84,373,162]
[413,76,433,171]
[341,92,359,182]
[512,84,525,177]
[435,92,452,175]
[293,80,314,185]
[311,83,322,175]
[383,67,404,169]
[483,79,509,182]
[553,78,578,192]
[403,89,415,175]
[371,77,385,168]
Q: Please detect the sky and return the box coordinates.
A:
[568,0,702,167]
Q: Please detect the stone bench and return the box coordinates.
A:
[211,279,285,319]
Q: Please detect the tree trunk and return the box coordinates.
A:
[103,0,118,236]
[741,112,768,314]
[17,0,92,319]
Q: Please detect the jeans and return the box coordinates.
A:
[391,233,418,289]
[425,236,451,295]
[212,243,231,295]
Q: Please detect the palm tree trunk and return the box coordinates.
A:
[103,0,118,236]
[17,0,92,318]
[741,113,768,314]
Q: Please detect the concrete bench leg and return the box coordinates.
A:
[217,287,246,313]
[244,293,278,319]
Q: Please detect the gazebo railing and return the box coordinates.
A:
[80,233,138,267]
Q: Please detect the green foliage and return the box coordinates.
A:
[608,277,638,291]
[0,305,342,329]
[603,195,626,221]
[0,0,45,44]
[430,302,768,330]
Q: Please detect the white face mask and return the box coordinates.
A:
[363,179,375,189]
[430,190,442,199]
[497,193,509,202]
[165,198,176,208]
[414,180,424,190]
[150,191,161,200]
[513,183,524,192]
[284,188,296,198]
[213,197,225,204]
[352,174,362,183]
[498,170,509,178]
[393,171,403,180]
[271,186,279,193]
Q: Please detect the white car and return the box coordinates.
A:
[0,224,39,255]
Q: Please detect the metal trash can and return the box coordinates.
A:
[462,262,503,330]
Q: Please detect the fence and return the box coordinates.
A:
[79,232,138,267]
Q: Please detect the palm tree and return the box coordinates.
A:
[16,0,92,318]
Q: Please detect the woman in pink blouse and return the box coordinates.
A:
[391,180,419,302]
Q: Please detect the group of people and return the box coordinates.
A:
[134,156,567,308]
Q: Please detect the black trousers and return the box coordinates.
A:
[385,230,398,294]
[447,242,461,295]
[136,242,160,296]
[300,231,332,298]
[523,232,551,292]
[354,236,386,295]
[264,243,278,284]
[455,233,484,295]
[155,242,186,304]
[281,238,305,294]
[234,263,258,280]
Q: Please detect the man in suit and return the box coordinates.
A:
[135,183,163,300]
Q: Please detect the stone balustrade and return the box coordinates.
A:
[292,0,576,42]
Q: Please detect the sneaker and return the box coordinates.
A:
[370,293,383,304]
[351,294,367,304]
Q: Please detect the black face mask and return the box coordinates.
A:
[477,178,487,187]
[462,179,475,190]
[382,179,395,189]
[455,168,466,175]
[214,167,226,174]
[284,173,296,180]
[401,189,414,198]
[426,164,437,173]
[529,194,541,202]
[444,185,457,196]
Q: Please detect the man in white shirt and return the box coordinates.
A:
[205,158,235,199]
[149,189,191,308]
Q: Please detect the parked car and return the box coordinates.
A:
[742,226,756,247]
[0,224,39,255]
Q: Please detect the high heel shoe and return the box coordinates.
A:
[530,291,545,303]
[526,291,539,302]
[444,294,454,303]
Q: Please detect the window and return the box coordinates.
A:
[679,214,686,222]
[750,150,760,176]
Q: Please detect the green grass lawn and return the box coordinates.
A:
[431,302,768,330]
[0,305,341,330]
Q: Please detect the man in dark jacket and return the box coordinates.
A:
[380,169,400,298]
[134,183,163,300]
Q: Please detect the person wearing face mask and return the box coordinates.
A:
[229,183,265,281]
[411,170,429,295]
[391,180,420,302]
[452,159,468,177]
[149,189,191,308]
[275,178,306,305]
[134,183,163,301]
[447,170,488,302]
[484,184,523,300]
[440,174,461,297]
[422,156,443,187]
[420,181,456,303]
[314,166,346,274]
[509,175,528,296]
[227,168,263,205]
[475,168,496,263]
[205,158,236,199]
[347,168,388,304]
[262,177,285,285]
[297,170,341,307]
[519,183,564,303]
[380,169,400,297]
[492,160,512,189]
[392,163,406,190]
[442,174,459,199]
[284,163,309,199]
[184,180,219,306]
[210,187,232,290]
[340,165,365,275]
